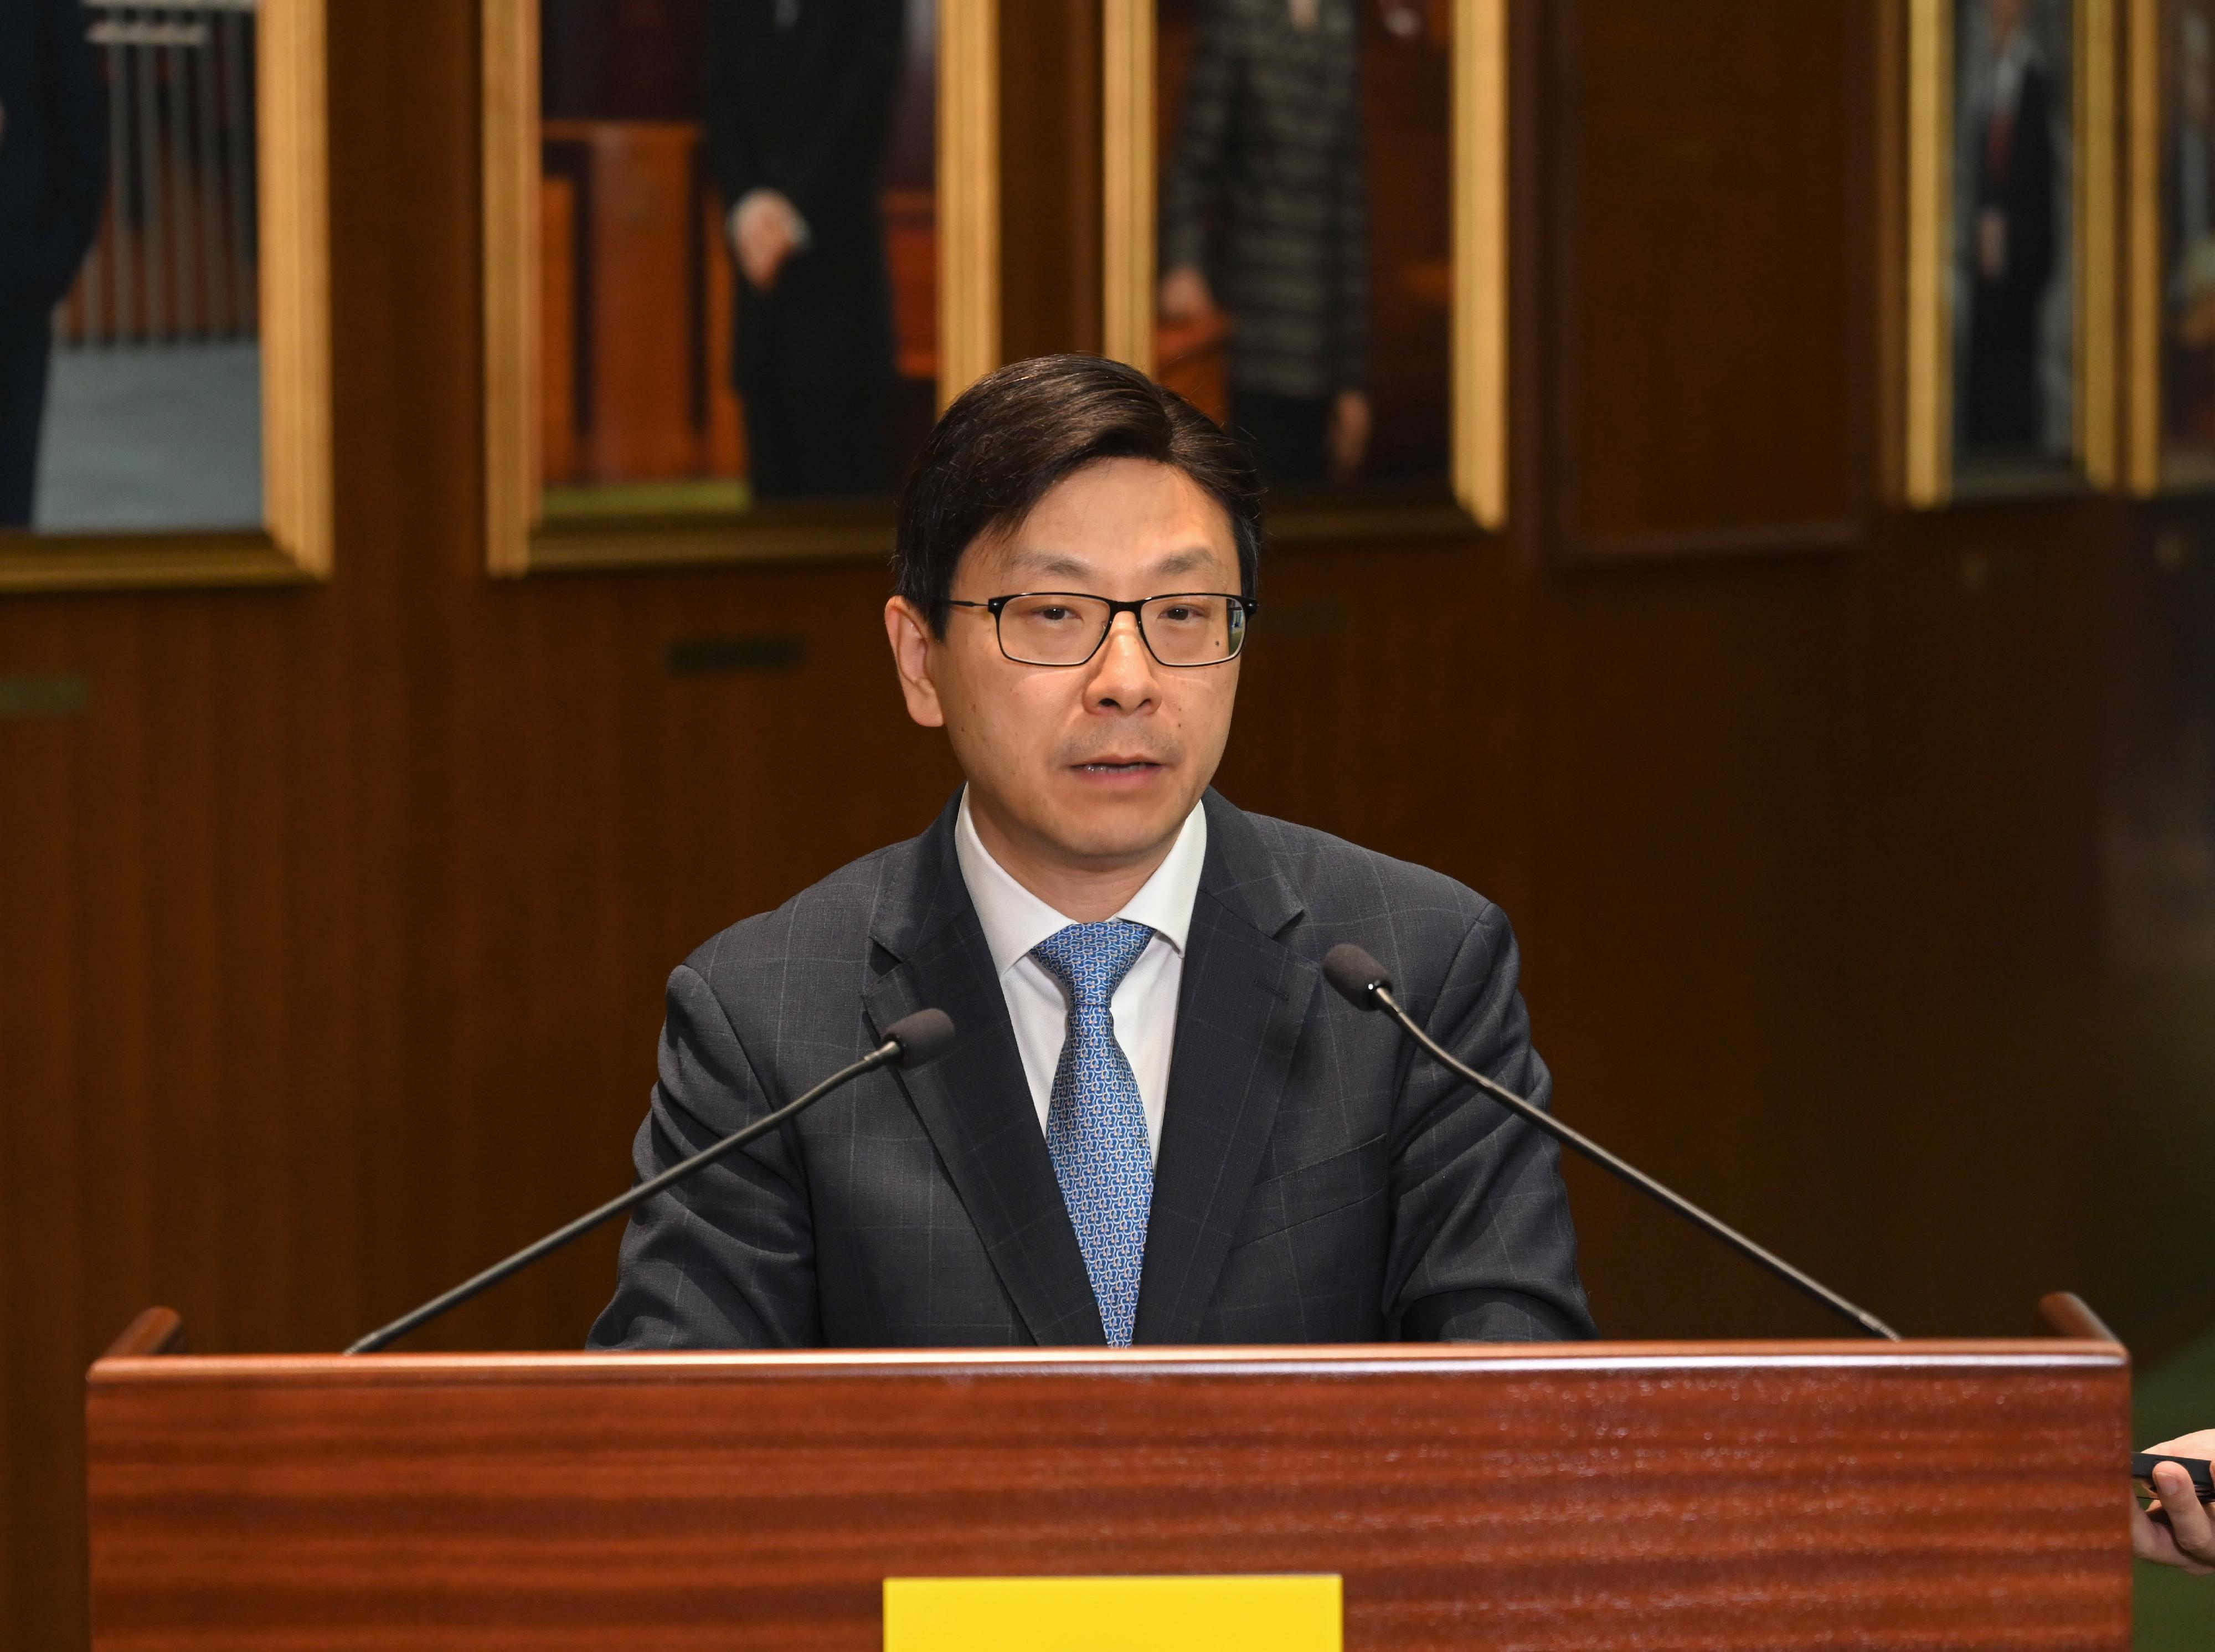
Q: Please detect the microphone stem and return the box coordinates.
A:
[1376,988,1902,1342]
[344,1039,902,1355]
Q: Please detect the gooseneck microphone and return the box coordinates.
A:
[1322,945,1900,1341]
[345,1008,957,1355]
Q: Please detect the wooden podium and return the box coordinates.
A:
[86,1304,2133,1649]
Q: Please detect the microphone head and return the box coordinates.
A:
[1322,944,1393,1011]
[884,1008,957,1068]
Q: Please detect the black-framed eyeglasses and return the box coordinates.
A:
[946,591,1258,668]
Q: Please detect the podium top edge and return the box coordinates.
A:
[87,1337,2128,1386]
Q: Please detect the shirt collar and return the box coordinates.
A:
[954,787,1209,979]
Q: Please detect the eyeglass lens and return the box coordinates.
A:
[997,594,1247,666]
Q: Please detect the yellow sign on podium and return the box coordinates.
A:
[883,1574,1343,1651]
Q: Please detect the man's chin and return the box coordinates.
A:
[1039,774,1195,861]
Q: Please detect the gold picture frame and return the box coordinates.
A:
[1902,0,2120,506]
[0,0,333,595]
[2122,0,2215,490]
[1100,0,1506,534]
[483,0,1002,578]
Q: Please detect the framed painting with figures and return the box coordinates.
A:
[0,0,331,594]
[1903,0,2120,505]
[2125,0,2215,490]
[481,0,1001,575]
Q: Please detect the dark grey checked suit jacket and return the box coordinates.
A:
[589,790,1595,1349]
[1161,0,1368,398]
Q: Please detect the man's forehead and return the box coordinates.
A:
[991,540,1230,583]
[974,510,1235,584]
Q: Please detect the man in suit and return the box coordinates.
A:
[0,0,106,528]
[703,0,904,500]
[591,354,1593,1350]
[1961,0,2056,452]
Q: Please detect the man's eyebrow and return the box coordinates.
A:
[1149,546,1222,579]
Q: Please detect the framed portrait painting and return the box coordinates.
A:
[482,0,1002,575]
[2124,0,2215,488]
[1904,0,2120,505]
[0,0,333,593]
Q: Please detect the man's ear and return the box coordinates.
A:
[884,596,947,728]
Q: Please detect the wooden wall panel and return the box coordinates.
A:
[3,0,2213,1646]
[1548,0,1864,558]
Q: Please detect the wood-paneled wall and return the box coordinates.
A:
[4,2,2212,1645]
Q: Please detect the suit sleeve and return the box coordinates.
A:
[1161,1,1237,274]
[7,0,107,311]
[1382,900,1598,1342]
[702,1,764,208]
[1330,30,1369,392]
[587,963,822,1349]
[2008,71,2056,301]
[773,0,904,235]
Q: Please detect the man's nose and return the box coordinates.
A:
[1085,611,1160,710]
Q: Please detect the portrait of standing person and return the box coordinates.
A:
[0,0,106,529]
[1159,0,1372,491]
[1960,0,2061,454]
[704,0,904,500]
[2166,3,2215,451]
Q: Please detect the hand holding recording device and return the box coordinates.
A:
[2134,1454,2215,1504]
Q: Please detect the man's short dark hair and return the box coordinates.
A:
[893,354,1264,635]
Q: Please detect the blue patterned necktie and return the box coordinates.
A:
[1031,919,1157,1346]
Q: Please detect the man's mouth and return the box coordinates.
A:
[1073,758,1163,774]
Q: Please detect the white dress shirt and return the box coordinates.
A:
[952,789,1208,1164]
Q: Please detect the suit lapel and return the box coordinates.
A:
[863,800,1106,1346]
[1134,794,1317,1345]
